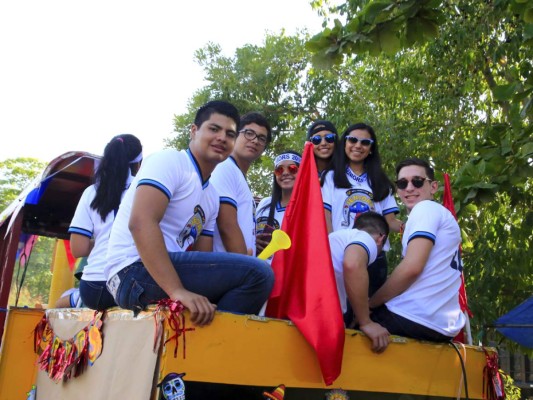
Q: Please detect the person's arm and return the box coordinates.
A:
[384,213,403,233]
[69,234,94,258]
[55,295,73,308]
[343,245,390,353]
[369,237,433,308]
[216,203,248,254]
[192,235,213,252]
[325,209,333,234]
[129,185,216,326]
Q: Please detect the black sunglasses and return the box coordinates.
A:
[395,177,432,190]
[310,133,336,145]
[345,136,374,146]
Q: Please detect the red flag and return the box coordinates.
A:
[63,240,77,271]
[265,142,345,386]
[443,173,473,343]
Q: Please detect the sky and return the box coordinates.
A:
[0,0,324,162]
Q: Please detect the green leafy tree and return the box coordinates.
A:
[308,0,533,349]
[0,157,45,212]
[169,2,532,350]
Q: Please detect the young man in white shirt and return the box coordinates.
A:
[369,158,465,342]
[105,101,274,326]
[211,112,272,255]
[329,212,389,353]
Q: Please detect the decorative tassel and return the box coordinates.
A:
[483,349,506,400]
[155,299,195,358]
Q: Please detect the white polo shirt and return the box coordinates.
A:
[210,156,257,255]
[329,229,378,313]
[105,149,219,280]
[321,168,398,250]
[386,200,466,337]
[68,174,132,281]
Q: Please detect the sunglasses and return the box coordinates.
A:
[310,133,336,145]
[345,136,374,146]
[274,164,299,177]
[395,177,432,190]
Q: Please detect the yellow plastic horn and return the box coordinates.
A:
[258,229,291,260]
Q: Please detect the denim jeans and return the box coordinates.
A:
[79,279,117,310]
[114,251,274,315]
[370,305,453,342]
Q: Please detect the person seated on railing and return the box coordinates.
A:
[68,134,143,311]
[211,112,272,257]
[55,259,86,308]
[368,158,466,343]
[329,211,390,353]
[105,101,274,326]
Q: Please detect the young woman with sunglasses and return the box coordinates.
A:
[306,120,338,180]
[322,123,403,305]
[255,150,302,257]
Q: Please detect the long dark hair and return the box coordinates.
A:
[332,123,394,202]
[258,150,301,227]
[91,134,142,220]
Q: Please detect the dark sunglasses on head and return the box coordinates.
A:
[310,133,336,145]
[395,177,432,190]
[274,164,299,176]
[345,136,374,146]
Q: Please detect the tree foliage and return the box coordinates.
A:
[169,0,532,348]
[0,157,45,212]
[0,157,53,306]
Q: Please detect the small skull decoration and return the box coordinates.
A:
[159,372,186,400]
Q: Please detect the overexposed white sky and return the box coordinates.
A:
[0,0,323,162]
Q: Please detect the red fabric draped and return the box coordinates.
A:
[265,142,345,386]
[443,173,473,343]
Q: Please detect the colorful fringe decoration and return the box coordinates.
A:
[33,311,105,382]
[483,349,506,399]
[155,299,195,359]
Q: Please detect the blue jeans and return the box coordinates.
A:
[114,251,274,315]
[79,279,117,310]
[370,305,453,342]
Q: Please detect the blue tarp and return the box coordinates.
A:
[494,296,533,349]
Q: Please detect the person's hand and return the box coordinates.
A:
[255,233,272,255]
[171,288,216,326]
[359,321,390,353]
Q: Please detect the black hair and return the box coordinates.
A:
[353,211,389,240]
[239,112,272,144]
[257,150,301,227]
[331,122,394,201]
[90,134,142,220]
[194,100,240,130]
[395,157,435,180]
[306,120,339,185]
[306,120,338,139]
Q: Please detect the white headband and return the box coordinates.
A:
[129,151,143,164]
[274,153,302,167]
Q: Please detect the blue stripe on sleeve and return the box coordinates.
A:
[137,179,172,200]
[408,231,436,244]
[220,196,238,209]
[201,230,214,237]
[382,206,400,215]
[323,202,332,212]
[68,227,92,238]
[346,241,371,261]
